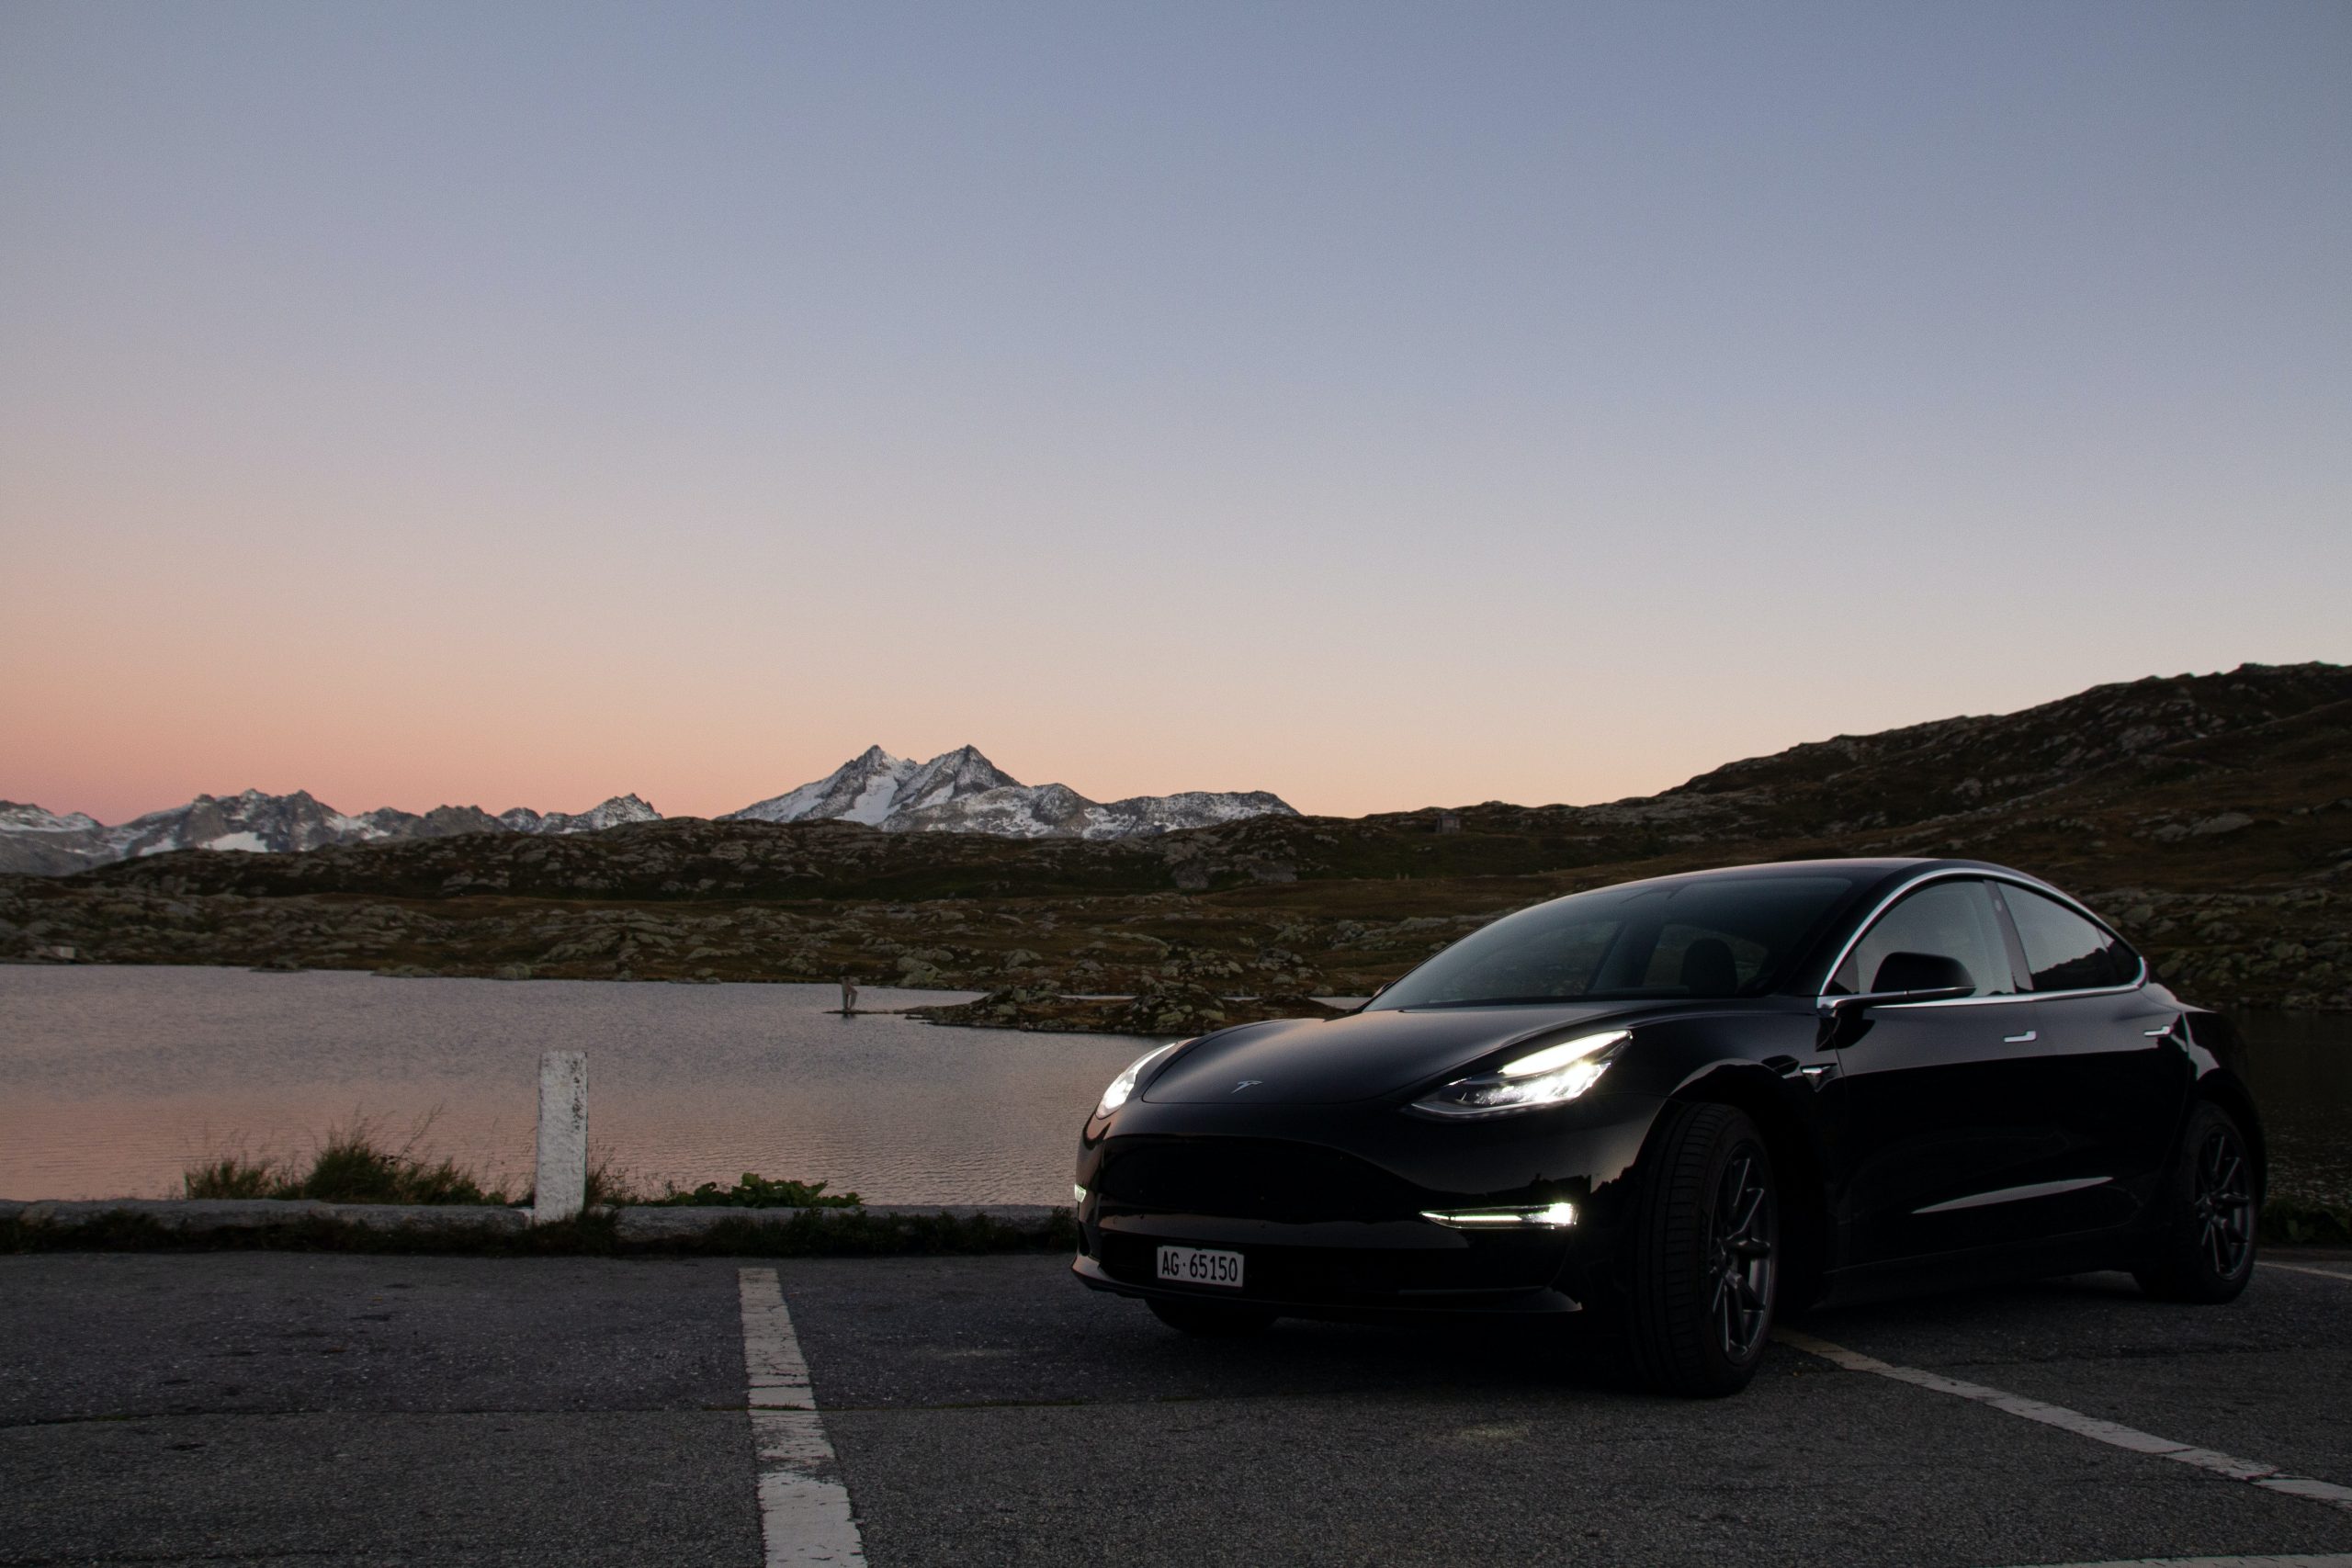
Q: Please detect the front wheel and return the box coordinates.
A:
[1624,1102,1779,1397]
[2134,1100,2257,1303]
[1148,1297,1277,1337]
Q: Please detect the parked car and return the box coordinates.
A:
[1072,858,2260,1395]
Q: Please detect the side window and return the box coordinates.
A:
[1833,880,2018,997]
[2001,886,2139,992]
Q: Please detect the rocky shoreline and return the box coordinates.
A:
[903,985,1347,1035]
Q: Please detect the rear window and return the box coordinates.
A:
[1368,873,1861,1010]
[1999,885,2141,992]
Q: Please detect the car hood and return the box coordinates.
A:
[1140,1002,1648,1106]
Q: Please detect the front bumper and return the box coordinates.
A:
[1072,1251,1583,1318]
[1071,1095,1663,1322]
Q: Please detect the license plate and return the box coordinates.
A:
[1157,1245,1245,1289]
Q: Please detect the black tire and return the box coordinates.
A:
[2134,1100,2258,1303]
[1148,1297,1277,1337]
[1624,1101,1780,1397]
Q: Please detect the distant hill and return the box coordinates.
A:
[3,662,2345,1010]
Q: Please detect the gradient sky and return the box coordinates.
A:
[3,2,2346,825]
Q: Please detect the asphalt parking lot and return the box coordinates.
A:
[4,1249,2348,1568]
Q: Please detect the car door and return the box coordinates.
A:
[1826,875,2058,1264]
[1993,882,2191,1234]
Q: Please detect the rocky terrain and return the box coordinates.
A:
[2,662,2346,1011]
[905,984,1347,1036]
[0,745,1295,876]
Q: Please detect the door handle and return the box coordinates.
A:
[2003,1030,2037,1043]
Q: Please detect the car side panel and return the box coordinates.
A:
[2029,986,2196,1228]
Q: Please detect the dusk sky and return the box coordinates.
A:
[3,2,2345,825]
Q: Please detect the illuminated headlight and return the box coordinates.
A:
[1409,1030,1630,1119]
[1421,1201,1577,1229]
[1093,1040,1188,1120]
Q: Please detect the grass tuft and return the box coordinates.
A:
[183,1115,513,1206]
[181,1152,285,1200]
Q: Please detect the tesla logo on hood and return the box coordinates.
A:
[1230,1080,1263,1093]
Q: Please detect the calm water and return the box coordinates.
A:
[1,966,2346,1206]
[0,967,1156,1204]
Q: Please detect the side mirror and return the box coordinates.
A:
[1820,951,1976,1014]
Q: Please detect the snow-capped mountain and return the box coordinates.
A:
[726,747,1296,840]
[727,745,1022,827]
[498,795,662,836]
[0,789,663,876]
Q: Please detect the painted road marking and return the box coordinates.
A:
[739,1268,865,1566]
[2260,1261,2352,1284]
[2002,1558,2352,1567]
[1774,1328,2352,1516]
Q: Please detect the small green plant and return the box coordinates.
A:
[650,1172,863,1209]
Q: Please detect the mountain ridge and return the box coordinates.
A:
[0,743,1299,875]
[0,788,663,876]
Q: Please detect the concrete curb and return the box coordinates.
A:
[0,1197,1065,1244]
[610,1203,1058,1241]
[0,1198,530,1233]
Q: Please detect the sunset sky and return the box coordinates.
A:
[3,3,2346,825]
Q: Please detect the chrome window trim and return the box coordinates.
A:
[1813,868,2147,1006]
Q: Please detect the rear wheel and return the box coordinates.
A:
[1624,1102,1779,1397]
[2134,1100,2257,1303]
[1148,1297,1277,1337]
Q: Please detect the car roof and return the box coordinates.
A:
[1629,856,2034,886]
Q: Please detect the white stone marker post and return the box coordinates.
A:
[534,1050,589,1224]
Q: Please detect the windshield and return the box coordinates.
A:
[1366,872,1863,1010]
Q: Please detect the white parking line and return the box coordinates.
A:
[1774,1328,2352,1516]
[2259,1261,2352,1283]
[739,1268,866,1566]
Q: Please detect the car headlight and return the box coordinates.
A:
[1094,1040,1188,1120]
[1409,1030,1630,1119]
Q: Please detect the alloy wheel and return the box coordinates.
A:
[1706,1146,1776,1360]
[2193,1128,2254,1280]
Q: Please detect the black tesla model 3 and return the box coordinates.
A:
[1071,858,2262,1395]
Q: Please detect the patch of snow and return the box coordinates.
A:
[204,831,272,852]
[0,803,102,833]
